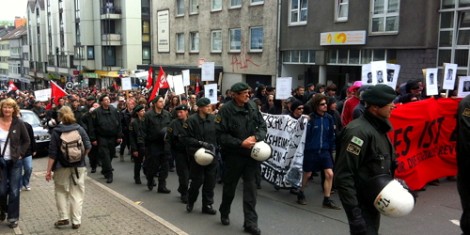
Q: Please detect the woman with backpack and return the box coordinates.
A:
[0,98,30,229]
[45,106,91,230]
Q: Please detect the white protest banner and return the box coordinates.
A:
[34,88,51,102]
[425,68,439,96]
[275,77,292,100]
[201,62,215,81]
[261,113,308,188]
[121,77,132,91]
[182,69,190,86]
[443,63,458,90]
[172,75,185,95]
[204,83,218,104]
[166,75,174,89]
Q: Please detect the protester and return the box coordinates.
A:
[0,98,30,228]
[335,84,397,235]
[297,94,339,210]
[216,82,267,235]
[129,104,146,185]
[45,106,91,230]
[19,120,36,191]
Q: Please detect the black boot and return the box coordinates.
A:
[135,177,142,185]
[157,181,171,194]
[202,205,217,215]
[106,175,113,184]
[147,178,154,191]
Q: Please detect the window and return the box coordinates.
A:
[189,0,198,14]
[229,28,241,52]
[230,0,241,8]
[250,27,263,52]
[176,33,184,53]
[212,0,222,11]
[142,46,151,64]
[87,46,94,60]
[211,30,222,52]
[282,50,315,64]
[176,0,184,16]
[289,0,308,25]
[190,32,199,52]
[370,0,400,33]
[251,0,263,5]
[335,0,349,22]
[142,20,150,42]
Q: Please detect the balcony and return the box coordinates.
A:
[100,7,122,19]
[102,34,121,45]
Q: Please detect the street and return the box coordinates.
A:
[32,155,463,235]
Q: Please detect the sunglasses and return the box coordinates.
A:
[296,107,304,110]
[319,103,327,106]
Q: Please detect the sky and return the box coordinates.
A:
[0,0,28,21]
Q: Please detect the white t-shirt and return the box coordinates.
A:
[0,128,11,160]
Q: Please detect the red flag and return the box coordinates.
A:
[195,79,200,94]
[148,66,165,102]
[146,67,153,89]
[50,81,68,106]
[7,81,17,93]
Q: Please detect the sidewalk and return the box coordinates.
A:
[0,170,187,235]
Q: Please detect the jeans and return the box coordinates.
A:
[19,156,32,188]
[0,160,22,222]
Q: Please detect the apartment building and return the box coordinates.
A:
[27,0,147,89]
[280,0,440,89]
[151,0,279,92]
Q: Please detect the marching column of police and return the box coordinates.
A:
[57,81,425,235]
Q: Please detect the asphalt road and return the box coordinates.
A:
[33,155,463,235]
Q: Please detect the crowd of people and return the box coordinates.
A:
[0,75,464,234]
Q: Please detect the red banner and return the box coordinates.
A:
[389,98,460,190]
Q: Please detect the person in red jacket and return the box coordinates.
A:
[341,81,362,126]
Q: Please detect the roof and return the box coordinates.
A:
[1,26,26,40]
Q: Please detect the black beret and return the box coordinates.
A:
[133,104,144,114]
[87,95,96,101]
[362,84,397,107]
[196,97,211,107]
[231,82,250,93]
[175,105,188,111]
[405,79,420,93]
[98,94,108,102]
[180,96,188,101]
[151,95,163,104]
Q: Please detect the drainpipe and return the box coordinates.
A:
[275,0,282,85]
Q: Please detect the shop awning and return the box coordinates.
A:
[82,73,99,79]
[96,70,128,78]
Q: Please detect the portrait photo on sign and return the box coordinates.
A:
[443,63,458,90]
[458,76,470,98]
[386,63,400,89]
[370,61,387,85]
[361,64,374,85]
[425,68,439,96]
[204,83,218,104]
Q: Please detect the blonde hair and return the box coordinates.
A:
[58,106,76,124]
[0,98,20,118]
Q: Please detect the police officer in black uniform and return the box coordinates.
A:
[129,104,146,184]
[457,94,470,235]
[216,82,267,235]
[335,84,397,235]
[182,98,218,215]
[89,94,123,184]
[166,104,190,202]
[143,95,172,193]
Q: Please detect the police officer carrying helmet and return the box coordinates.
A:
[335,84,397,235]
[143,96,172,193]
[182,98,218,215]
[216,82,267,235]
[166,104,190,203]
[457,94,470,234]
[89,94,123,184]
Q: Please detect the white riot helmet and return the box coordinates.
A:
[251,141,272,161]
[367,175,415,217]
[194,148,215,166]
